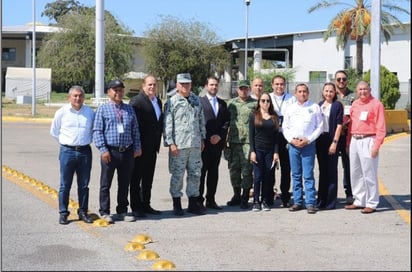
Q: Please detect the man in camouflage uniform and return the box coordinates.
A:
[163,73,206,216]
[225,79,257,209]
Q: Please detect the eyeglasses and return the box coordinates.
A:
[336,77,347,82]
[260,99,271,103]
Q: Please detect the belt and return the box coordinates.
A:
[62,144,90,151]
[352,134,375,140]
[108,145,133,153]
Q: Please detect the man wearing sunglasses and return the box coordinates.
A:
[334,70,355,205]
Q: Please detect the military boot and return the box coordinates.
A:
[187,197,206,215]
[240,188,251,209]
[226,187,241,206]
[172,197,184,216]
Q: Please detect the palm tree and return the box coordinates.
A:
[308,0,410,76]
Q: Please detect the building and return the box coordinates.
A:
[2,22,410,108]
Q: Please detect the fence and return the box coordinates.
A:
[217,81,410,110]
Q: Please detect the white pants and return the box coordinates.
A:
[349,136,380,209]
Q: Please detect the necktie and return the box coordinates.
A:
[212,97,218,117]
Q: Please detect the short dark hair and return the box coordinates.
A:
[335,70,348,78]
[271,75,286,84]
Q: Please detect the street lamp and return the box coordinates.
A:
[32,0,36,116]
[244,0,250,80]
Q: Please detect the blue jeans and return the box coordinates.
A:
[288,142,317,207]
[58,145,92,216]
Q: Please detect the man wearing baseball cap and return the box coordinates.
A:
[163,73,207,216]
[225,79,257,209]
[93,79,142,223]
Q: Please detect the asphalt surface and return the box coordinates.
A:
[1,117,410,271]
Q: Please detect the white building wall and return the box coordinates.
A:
[293,32,346,83]
[292,24,410,83]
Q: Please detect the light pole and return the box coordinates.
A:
[32,0,36,116]
[244,0,250,80]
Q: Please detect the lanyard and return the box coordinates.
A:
[113,104,125,123]
[274,94,286,114]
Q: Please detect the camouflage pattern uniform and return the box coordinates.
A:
[226,96,257,191]
[163,92,206,198]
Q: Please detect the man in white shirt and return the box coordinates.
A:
[50,85,95,225]
[269,75,296,207]
[282,83,323,214]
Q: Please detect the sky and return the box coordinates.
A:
[2,0,411,41]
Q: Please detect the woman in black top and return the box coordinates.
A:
[249,93,280,211]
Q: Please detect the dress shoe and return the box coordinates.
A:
[288,204,303,212]
[345,196,355,205]
[307,206,317,214]
[144,205,162,215]
[59,214,69,225]
[282,201,290,208]
[133,209,147,218]
[206,201,222,210]
[361,207,376,214]
[78,213,93,223]
[344,204,364,210]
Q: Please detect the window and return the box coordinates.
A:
[309,71,326,82]
[2,48,16,61]
[344,56,352,70]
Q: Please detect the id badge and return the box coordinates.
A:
[344,105,351,115]
[117,123,124,133]
[278,116,284,127]
[359,111,368,121]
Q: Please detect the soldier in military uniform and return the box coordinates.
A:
[163,73,207,216]
[225,79,257,209]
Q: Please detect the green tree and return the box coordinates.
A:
[38,8,135,92]
[141,16,231,98]
[308,0,410,76]
[363,65,400,109]
[41,0,83,23]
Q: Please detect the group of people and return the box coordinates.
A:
[50,70,386,225]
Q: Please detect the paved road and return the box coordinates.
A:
[1,119,410,271]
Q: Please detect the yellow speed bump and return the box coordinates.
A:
[132,234,153,244]
[136,250,159,260]
[93,219,110,227]
[152,260,176,270]
[124,241,145,251]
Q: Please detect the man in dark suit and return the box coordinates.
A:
[129,75,163,217]
[199,76,230,210]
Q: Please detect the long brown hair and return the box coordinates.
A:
[253,93,279,130]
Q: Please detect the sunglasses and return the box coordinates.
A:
[260,99,271,103]
[336,77,347,82]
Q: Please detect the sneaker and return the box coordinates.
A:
[307,206,317,214]
[252,202,261,212]
[261,201,271,211]
[116,213,136,222]
[102,214,114,224]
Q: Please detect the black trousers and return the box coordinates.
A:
[199,142,223,203]
[99,148,134,215]
[270,132,291,204]
[130,148,158,211]
[316,134,338,209]
[338,134,352,197]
